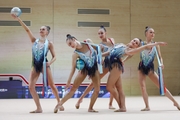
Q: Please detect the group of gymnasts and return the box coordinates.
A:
[11,13,180,113]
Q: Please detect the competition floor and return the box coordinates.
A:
[0,96,180,120]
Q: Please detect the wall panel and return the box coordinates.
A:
[0,0,180,95]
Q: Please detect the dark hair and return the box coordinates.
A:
[45,26,51,34]
[66,34,77,41]
[138,38,142,46]
[144,26,153,36]
[100,25,106,32]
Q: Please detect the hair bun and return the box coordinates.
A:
[45,26,51,30]
[145,26,149,29]
[66,34,71,38]
[100,25,104,28]
[48,26,51,30]
[100,25,106,32]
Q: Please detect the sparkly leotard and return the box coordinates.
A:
[100,38,114,69]
[138,41,156,75]
[32,39,48,73]
[74,42,98,77]
[106,43,127,72]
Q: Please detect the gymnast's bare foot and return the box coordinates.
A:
[54,104,64,113]
[58,105,64,111]
[109,105,115,109]
[114,108,126,112]
[75,100,82,109]
[54,105,59,113]
[30,109,42,113]
[174,103,180,110]
[141,108,150,111]
[88,109,98,113]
